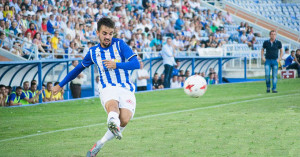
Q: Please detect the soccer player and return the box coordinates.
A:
[52,17,140,157]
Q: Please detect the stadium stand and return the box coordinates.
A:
[225,0,300,32]
[0,0,282,61]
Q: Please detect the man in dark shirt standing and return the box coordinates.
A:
[261,30,283,93]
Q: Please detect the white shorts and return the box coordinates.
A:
[99,86,136,118]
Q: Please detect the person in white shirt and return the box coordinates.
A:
[170,75,181,88]
[94,76,100,96]
[162,38,177,88]
[136,61,150,91]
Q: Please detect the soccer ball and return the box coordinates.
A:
[184,75,207,98]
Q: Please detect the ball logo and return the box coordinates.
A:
[185,84,194,92]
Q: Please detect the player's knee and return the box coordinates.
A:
[120,119,130,127]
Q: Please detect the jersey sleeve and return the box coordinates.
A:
[278,41,282,49]
[262,41,267,49]
[81,49,94,68]
[20,92,26,99]
[28,92,33,99]
[119,39,137,60]
[9,93,16,101]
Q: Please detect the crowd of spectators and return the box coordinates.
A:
[0,80,64,107]
[0,0,263,60]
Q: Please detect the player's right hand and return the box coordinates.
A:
[52,85,62,95]
[262,57,266,63]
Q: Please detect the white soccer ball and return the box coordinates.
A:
[184,75,207,98]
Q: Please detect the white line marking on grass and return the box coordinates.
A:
[0,93,299,143]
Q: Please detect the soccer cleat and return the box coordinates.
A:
[108,118,122,140]
[266,89,270,93]
[272,90,278,93]
[86,143,102,157]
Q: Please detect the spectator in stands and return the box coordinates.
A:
[33,32,47,54]
[175,12,184,30]
[170,75,181,88]
[237,22,246,36]
[22,31,33,58]
[68,41,80,58]
[3,4,13,18]
[286,49,300,78]
[136,61,150,91]
[10,41,23,56]
[173,34,184,51]
[240,31,247,43]
[83,42,94,56]
[207,73,215,85]
[225,11,232,24]
[25,23,37,38]
[247,37,257,50]
[164,20,176,39]
[44,82,54,102]
[0,32,10,51]
[152,73,164,90]
[53,82,64,101]
[51,31,59,55]
[73,34,84,53]
[41,18,48,34]
[261,30,283,93]
[162,37,176,88]
[70,60,84,98]
[0,5,3,19]
[214,73,219,84]
[47,14,58,34]
[0,20,5,30]
[9,21,19,35]
[185,70,191,78]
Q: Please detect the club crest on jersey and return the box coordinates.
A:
[111,59,121,63]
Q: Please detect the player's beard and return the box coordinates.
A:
[100,38,111,48]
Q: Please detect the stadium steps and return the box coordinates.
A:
[0,48,27,61]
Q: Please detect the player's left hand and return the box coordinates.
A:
[103,60,117,69]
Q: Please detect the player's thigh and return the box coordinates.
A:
[99,86,120,113]
[119,108,132,127]
[119,87,136,118]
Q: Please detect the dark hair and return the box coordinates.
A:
[291,50,295,53]
[54,82,59,86]
[47,82,52,86]
[31,82,37,86]
[269,30,276,35]
[296,49,300,52]
[16,86,22,91]
[23,81,29,85]
[97,17,115,31]
[0,84,5,88]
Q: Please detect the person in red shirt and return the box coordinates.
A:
[24,23,36,38]
[41,18,47,33]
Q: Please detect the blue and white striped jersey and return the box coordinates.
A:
[81,38,137,92]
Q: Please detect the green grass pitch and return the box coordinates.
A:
[1,79,300,157]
